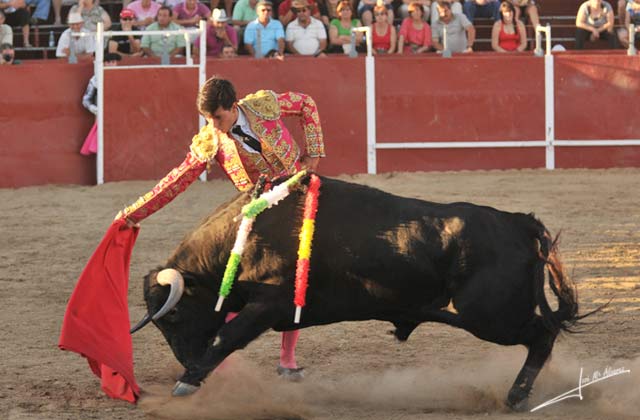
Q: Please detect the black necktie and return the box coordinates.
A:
[231,126,262,153]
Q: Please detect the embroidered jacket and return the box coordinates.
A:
[118,90,325,223]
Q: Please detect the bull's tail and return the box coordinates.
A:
[531,218,579,333]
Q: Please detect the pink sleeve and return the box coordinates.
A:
[278,92,325,157]
[399,19,409,38]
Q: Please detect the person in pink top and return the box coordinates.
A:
[127,0,162,29]
[398,1,432,53]
[173,0,211,28]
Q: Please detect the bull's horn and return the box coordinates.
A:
[130,268,185,334]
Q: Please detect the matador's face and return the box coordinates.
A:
[207,103,239,134]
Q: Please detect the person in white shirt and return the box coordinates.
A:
[285,0,327,55]
[56,12,96,59]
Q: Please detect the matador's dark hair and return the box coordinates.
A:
[197,76,237,116]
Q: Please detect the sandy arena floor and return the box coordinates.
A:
[1,169,638,419]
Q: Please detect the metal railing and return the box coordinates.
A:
[534,23,552,56]
[627,24,637,56]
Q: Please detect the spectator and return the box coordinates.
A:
[430,0,462,26]
[509,0,539,28]
[108,9,142,55]
[53,0,76,25]
[328,0,362,54]
[317,0,340,25]
[141,6,186,57]
[25,0,49,24]
[285,0,327,55]
[618,0,640,48]
[69,0,112,31]
[432,0,475,52]
[371,3,396,53]
[244,0,285,58]
[220,43,236,57]
[575,0,616,49]
[358,0,393,26]
[0,0,30,47]
[398,1,432,53]
[618,0,629,26]
[0,10,12,45]
[463,0,499,22]
[399,0,431,21]
[56,12,96,58]
[232,0,258,29]
[194,8,238,56]
[80,53,121,155]
[0,41,19,64]
[127,0,162,29]
[173,0,211,41]
[278,0,321,26]
[491,1,526,51]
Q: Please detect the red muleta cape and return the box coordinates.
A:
[59,219,141,403]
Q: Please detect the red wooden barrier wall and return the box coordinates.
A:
[1,54,638,188]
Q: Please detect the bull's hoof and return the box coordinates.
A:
[276,365,305,382]
[506,387,530,412]
[172,381,200,397]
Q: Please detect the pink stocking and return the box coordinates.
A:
[280,330,300,369]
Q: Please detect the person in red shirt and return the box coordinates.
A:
[278,0,321,26]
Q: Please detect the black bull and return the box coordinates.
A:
[133,174,579,409]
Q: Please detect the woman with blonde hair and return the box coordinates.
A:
[491,1,527,52]
[371,3,397,53]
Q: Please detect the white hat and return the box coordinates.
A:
[551,44,566,52]
[67,12,84,25]
[211,8,229,22]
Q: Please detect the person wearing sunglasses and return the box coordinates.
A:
[398,1,432,53]
[372,3,397,53]
[107,8,142,56]
[244,0,285,58]
[285,0,327,55]
[278,0,321,26]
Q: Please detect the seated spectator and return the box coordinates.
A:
[372,3,396,53]
[194,8,238,56]
[317,0,340,25]
[0,41,19,64]
[491,1,526,51]
[128,0,162,29]
[285,0,327,55]
[56,12,96,59]
[108,9,142,56]
[399,0,431,21]
[463,0,499,22]
[398,1,432,53]
[618,0,629,26]
[25,0,49,25]
[509,0,539,28]
[618,0,640,48]
[220,44,236,57]
[278,0,321,26]
[575,0,616,49]
[430,0,462,25]
[328,0,363,54]
[432,0,475,52]
[0,10,12,45]
[244,0,285,57]
[232,0,258,29]
[69,0,112,31]
[141,6,186,56]
[173,0,211,42]
[358,0,393,26]
[0,0,30,47]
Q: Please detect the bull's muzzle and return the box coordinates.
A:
[130,268,185,334]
